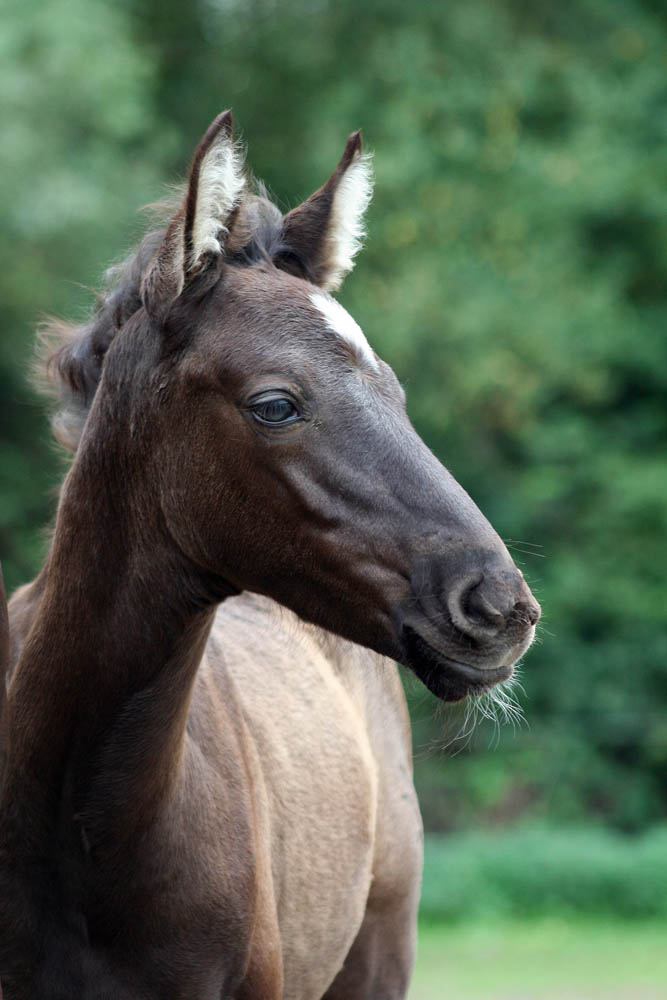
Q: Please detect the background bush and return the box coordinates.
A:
[1,0,665,840]
[420,826,667,921]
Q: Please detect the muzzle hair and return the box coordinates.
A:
[465,668,526,749]
[419,666,526,758]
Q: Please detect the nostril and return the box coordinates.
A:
[465,586,505,632]
[445,572,540,643]
[514,599,541,626]
[447,574,506,641]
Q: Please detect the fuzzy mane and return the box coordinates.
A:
[37,191,286,452]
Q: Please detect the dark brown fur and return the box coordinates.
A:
[0,113,539,998]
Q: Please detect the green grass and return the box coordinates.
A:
[410,920,667,999]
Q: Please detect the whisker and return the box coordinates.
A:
[417,663,528,760]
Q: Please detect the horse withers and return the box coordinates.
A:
[0,112,540,998]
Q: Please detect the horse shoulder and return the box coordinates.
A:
[6,577,45,677]
[202,594,380,998]
[200,593,421,999]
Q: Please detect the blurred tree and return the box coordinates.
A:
[0,0,170,584]
[2,0,665,830]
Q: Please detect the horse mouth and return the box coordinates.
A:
[400,625,514,702]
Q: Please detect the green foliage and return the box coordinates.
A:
[0,0,167,585]
[420,826,667,921]
[1,0,665,831]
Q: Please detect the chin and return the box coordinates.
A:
[401,626,517,702]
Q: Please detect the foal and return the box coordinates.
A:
[0,112,540,999]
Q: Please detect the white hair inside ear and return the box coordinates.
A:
[323,151,374,291]
[189,134,246,272]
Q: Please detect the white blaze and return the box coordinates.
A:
[310,292,378,370]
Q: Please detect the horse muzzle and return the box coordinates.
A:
[397,559,541,701]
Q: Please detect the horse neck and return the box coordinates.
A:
[2,435,220,845]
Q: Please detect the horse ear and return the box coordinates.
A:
[142,111,245,322]
[279,131,373,292]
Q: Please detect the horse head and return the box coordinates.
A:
[47,111,540,703]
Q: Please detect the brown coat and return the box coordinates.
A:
[0,112,539,998]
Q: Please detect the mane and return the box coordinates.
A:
[37,188,285,451]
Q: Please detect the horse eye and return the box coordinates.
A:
[251,396,300,425]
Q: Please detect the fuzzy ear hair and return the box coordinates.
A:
[142,110,245,322]
[278,131,373,292]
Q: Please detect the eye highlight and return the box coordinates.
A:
[248,393,302,427]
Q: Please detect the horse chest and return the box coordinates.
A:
[216,621,381,998]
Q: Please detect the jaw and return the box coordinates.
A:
[400,625,519,702]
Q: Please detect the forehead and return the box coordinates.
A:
[217,265,378,371]
[308,292,378,371]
